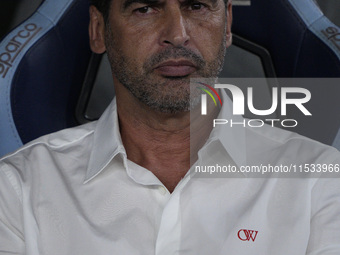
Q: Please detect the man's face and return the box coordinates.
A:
[101,0,231,113]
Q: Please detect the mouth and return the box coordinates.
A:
[154,60,197,77]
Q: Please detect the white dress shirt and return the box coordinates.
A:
[1,93,340,255]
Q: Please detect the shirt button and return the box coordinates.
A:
[158,186,167,195]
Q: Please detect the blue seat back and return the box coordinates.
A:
[0,0,92,156]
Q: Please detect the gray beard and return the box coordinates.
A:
[105,23,227,114]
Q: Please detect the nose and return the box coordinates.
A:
[160,8,190,47]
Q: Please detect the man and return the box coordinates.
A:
[0,0,339,254]
[89,0,232,192]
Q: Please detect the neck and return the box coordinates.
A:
[115,84,218,192]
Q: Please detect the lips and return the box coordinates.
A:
[154,60,197,77]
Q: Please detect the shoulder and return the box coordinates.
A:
[1,121,96,161]
[247,122,340,157]
[243,123,340,178]
[0,121,97,191]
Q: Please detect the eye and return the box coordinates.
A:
[188,2,205,10]
[134,6,156,14]
[136,6,150,13]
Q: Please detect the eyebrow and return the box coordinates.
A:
[122,0,218,10]
[123,0,160,10]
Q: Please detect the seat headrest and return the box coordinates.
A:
[233,0,340,77]
[0,0,92,156]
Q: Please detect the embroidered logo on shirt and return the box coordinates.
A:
[237,229,258,242]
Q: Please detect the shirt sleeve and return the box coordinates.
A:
[0,163,25,254]
[307,176,340,255]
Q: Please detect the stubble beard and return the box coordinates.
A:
[105,23,227,114]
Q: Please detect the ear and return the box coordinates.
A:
[225,0,233,48]
[89,6,106,54]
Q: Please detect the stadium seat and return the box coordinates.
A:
[0,0,340,157]
[0,0,92,156]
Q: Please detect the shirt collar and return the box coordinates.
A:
[85,89,249,183]
[198,89,248,176]
[84,98,126,183]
